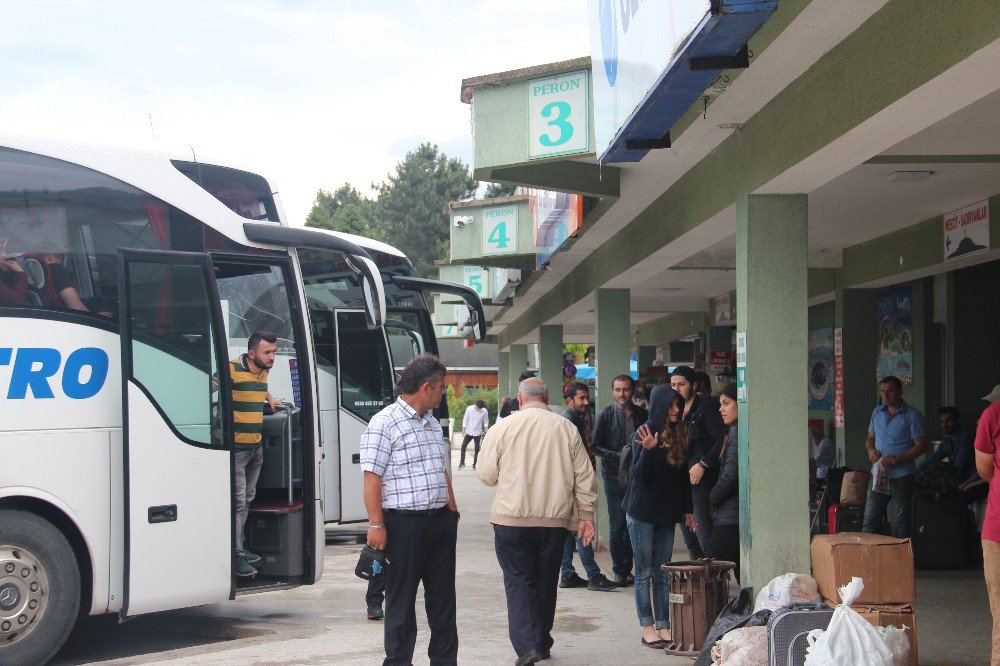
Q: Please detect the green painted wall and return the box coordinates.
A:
[449,197,536,269]
[539,325,564,396]
[952,261,1000,426]
[636,312,708,347]
[595,289,630,412]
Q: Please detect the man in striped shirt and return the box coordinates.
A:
[230,331,282,578]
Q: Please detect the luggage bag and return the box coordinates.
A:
[767,602,834,666]
[827,502,865,534]
[912,489,968,569]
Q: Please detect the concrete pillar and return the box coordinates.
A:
[498,351,511,403]
[595,289,631,412]
[736,193,810,591]
[539,325,564,398]
[509,344,528,399]
[837,288,878,469]
[638,345,656,378]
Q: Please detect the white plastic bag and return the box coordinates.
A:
[752,572,821,612]
[881,625,911,666]
[804,578,895,666]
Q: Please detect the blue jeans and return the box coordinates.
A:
[561,531,601,580]
[603,475,633,576]
[627,515,675,629]
[862,473,915,537]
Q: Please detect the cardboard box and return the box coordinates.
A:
[857,605,918,666]
[824,600,918,666]
[810,533,915,605]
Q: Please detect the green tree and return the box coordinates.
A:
[484,182,517,198]
[374,143,476,278]
[305,184,382,240]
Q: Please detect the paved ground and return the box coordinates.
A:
[52,449,991,665]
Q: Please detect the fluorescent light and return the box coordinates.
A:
[888,171,933,182]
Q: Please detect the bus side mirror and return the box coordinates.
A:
[350,255,386,330]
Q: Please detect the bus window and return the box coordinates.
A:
[124,257,221,446]
[0,147,203,317]
[336,311,393,421]
[215,262,300,406]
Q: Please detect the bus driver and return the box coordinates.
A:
[229,331,283,578]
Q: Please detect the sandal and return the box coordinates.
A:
[642,637,669,649]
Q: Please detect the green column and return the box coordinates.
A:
[595,288,631,412]
[838,288,878,469]
[497,351,511,403]
[509,344,528,399]
[539,325,564,397]
[736,194,810,591]
[638,345,656,378]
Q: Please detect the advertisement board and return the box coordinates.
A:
[524,188,583,268]
[588,0,710,159]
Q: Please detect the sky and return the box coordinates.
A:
[0,1,590,225]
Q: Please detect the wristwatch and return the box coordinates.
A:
[368,524,385,530]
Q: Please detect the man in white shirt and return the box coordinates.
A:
[459,399,489,470]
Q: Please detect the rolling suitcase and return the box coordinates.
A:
[912,489,968,569]
[767,602,834,666]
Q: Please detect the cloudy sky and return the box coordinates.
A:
[0,1,589,224]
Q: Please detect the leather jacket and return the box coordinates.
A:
[592,403,648,479]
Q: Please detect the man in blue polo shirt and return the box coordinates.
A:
[863,375,928,537]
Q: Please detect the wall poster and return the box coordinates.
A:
[875,286,913,385]
[808,327,834,410]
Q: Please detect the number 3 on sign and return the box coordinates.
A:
[482,203,518,255]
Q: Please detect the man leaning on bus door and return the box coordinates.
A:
[229,331,283,578]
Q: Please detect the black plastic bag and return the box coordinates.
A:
[694,587,772,666]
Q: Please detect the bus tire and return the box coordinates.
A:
[0,510,81,666]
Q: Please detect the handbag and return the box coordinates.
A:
[355,545,389,580]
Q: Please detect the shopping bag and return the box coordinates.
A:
[803,577,894,665]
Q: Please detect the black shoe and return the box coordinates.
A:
[559,573,587,588]
[458,463,466,470]
[515,650,544,666]
[472,464,476,470]
[587,573,618,591]
[539,649,551,660]
[366,605,384,621]
[614,572,634,587]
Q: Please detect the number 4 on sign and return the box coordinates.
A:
[488,222,509,249]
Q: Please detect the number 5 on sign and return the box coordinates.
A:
[482,204,518,256]
[528,70,589,159]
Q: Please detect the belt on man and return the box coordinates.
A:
[384,506,448,516]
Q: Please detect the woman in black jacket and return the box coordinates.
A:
[708,383,741,582]
[626,389,697,648]
[669,366,726,559]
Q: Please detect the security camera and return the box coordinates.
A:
[453,215,474,228]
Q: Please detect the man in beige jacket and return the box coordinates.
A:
[477,377,597,666]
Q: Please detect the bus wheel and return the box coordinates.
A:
[0,511,81,665]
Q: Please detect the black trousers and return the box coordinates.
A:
[383,510,459,666]
[366,575,385,609]
[707,523,740,584]
[493,524,566,659]
[460,434,482,466]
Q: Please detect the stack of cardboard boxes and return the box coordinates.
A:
[811,533,918,665]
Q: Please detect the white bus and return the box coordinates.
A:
[248,226,486,524]
[0,137,400,664]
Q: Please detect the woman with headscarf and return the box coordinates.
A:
[708,383,741,582]
[625,388,696,649]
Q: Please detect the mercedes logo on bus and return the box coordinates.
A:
[0,584,19,611]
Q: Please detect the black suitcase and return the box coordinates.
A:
[767,603,834,666]
[828,502,865,533]
[912,489,968,569]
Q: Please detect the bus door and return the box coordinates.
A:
[118,249,233,619]
[333,310,395,521]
